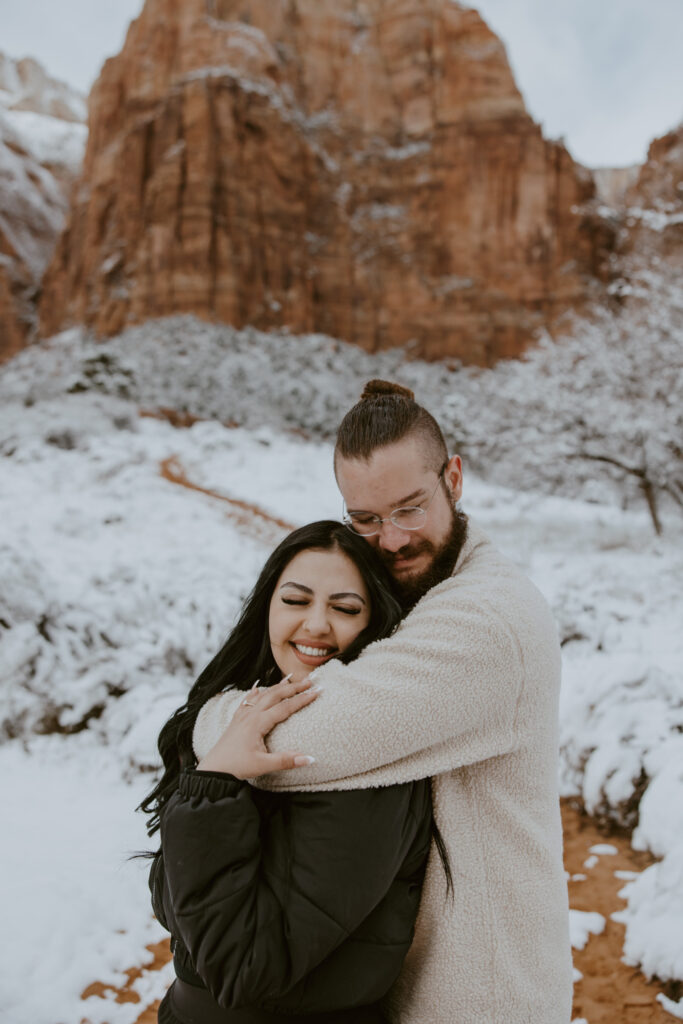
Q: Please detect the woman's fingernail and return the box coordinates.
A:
[250,679,260,691]
[310,685,323,693]
[293,755,316,766]
[282,673,293,682]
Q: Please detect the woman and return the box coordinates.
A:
[141,521,433,1024]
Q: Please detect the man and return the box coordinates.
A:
[195,380,573,1024]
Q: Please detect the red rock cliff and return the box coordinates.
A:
[39,0,611,363]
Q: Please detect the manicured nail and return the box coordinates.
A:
[250,679,260,691]
[309,685,323,693]
[293,755,316,766]
[282,673,293,682]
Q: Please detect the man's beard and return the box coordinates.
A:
[383,507,469,611]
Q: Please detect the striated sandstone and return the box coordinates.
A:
[39,0,613,363]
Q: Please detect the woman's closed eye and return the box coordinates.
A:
[281,597,361,615]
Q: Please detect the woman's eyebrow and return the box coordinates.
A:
[329,592,366,604]
[280,582,366,604]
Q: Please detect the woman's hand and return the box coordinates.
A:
[196,675,321,779]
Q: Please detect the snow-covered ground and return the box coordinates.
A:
[0,738,173,1024]
[1,323,682,1022]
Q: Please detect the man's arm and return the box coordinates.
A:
[194,579,544,788]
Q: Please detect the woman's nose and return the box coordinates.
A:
[303,605,331,635]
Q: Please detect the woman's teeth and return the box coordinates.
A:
[294,644,333,657]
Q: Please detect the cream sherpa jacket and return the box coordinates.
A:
[194,521,573,1024]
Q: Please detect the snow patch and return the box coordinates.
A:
[657,993,683,1020]
[0,107,87,171]
[614,846,683,983]
[0,738,167,1024]
[569,909,606,950]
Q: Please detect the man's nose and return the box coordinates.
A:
[377,520,412,553]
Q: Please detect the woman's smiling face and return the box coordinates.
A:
[268,547,371,682]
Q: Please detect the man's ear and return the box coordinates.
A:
[444,454,463,503]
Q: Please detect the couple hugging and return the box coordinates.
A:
[141,380,573,1024]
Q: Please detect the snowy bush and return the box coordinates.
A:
[0,401,271,753]
[2,268,681,532]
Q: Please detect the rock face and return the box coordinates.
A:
[0,54,86,360]
[621,123,683,268]
[628,125,683,211]
[39,0,611,363]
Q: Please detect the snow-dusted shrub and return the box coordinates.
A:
[614,844,683,986]
[0,402,269,752]
[3,266,680,532]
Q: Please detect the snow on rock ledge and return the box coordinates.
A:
[0,53,86,360]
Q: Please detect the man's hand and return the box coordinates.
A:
[196,675,321,778]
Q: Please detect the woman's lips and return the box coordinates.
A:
[289,642,338,667]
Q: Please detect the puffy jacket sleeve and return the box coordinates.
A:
[159,768,431,1010]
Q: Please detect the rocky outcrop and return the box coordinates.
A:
[0,53,86,359]
[627,124,683,210]
[39,0,612,364]
[619,123,683,268]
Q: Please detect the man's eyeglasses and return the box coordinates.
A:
[343,464,447,537]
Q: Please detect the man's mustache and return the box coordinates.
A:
[381,539,432,565]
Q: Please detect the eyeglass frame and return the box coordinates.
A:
[342,462,449,537]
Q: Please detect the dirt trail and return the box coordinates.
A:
[159,455,295,546]
[563,801,674,1023]
[79,459,676,1023]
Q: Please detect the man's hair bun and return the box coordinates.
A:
[359,379,415,402]
[337,378,448,468]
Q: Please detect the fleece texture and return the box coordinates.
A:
[194,521,573,1024]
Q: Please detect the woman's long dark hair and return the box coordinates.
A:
[139,521,401,836]
[138,519,452,894]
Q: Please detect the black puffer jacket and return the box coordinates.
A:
[152,769,432,1023]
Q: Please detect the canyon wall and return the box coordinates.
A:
[622,123,683,269]
[38,0,613,364]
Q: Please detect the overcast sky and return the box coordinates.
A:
[2,0,683,168]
